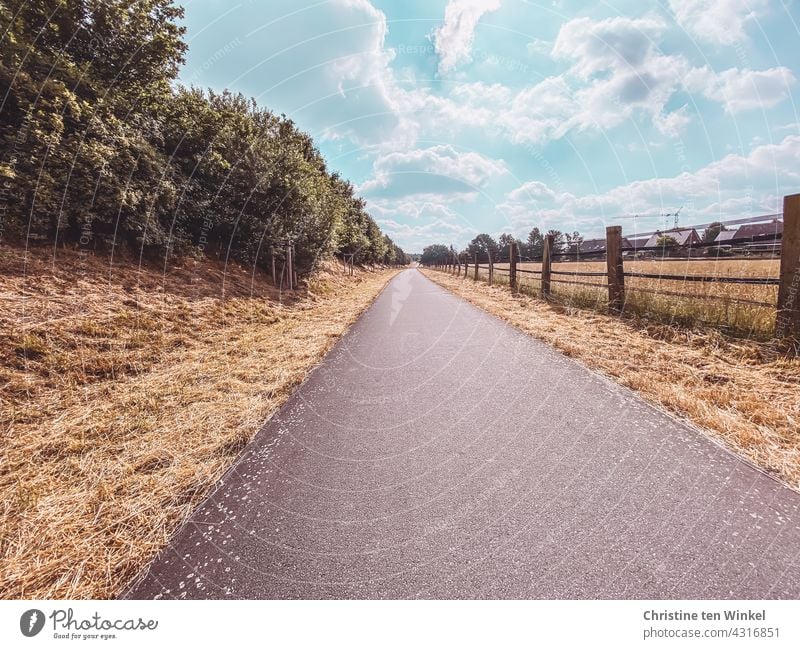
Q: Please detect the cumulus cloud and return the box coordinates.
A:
[410,14,795,145]
[550,15,692,137]
[375,217,477,250]
[359,145,508,197]
[684,65,796,113]
[432,0,502,75]
[265,3,792,152]
[499,135,800,235]
[668,0,769,45]
[552,15,667,79]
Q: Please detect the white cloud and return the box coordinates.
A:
[376,217,476,250]
[684,65,796,113]
[359,145,508,196]
[668,0,769,45]
[408,14,794,146]
[276,0,412,147]
[526,38,552,56]
[503,77,576,143]
[303,5,792,151]
[367,198,463,221]
[542,15,690,138]
[432,0,502,75]
[507,180,561,202]
[552,15,667,79]
[499,134,800,236]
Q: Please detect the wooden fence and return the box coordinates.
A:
[427,194,800,340]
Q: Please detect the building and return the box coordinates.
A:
[713,230,738,244]
[566,237,633,255]
[625,237,649,250]
[643,228,701,248]
[713,220,783,243]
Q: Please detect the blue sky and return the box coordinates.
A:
[179,0,800,252]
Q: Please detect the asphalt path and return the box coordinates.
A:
[127,269,800,598]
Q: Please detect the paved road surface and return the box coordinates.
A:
[127,269,800,598]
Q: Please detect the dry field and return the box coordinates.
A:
[488,258,780,337]
[424,268,800,491]
[0,245,398,599]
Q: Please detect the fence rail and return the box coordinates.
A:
[623,272,780,285]
[425,193,800,340]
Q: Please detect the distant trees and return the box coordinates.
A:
[656,235,679,250]
[526,228,544,258]
[421,224,589,267]
[466,234,499,262]
[703,222,726,243]
[0,0,405,275]
[420,244,451,266]
[564,231,583,251]
[497,233,523,260]
[547,229,565,252]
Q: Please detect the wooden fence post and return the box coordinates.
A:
[286,242,293,290]
[271,250,276,286]
[455,253,461,276]
[509,242,518,291]
[292,243,296,290]
[541,234,553,298]
[474,254,479,280]
[463,254,468,278]
[777,193,800,340]
[488,249,493,286]
[606,225,625,311]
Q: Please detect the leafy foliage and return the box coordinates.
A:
[526,227,544,258]
[419,244,451,266]
[703,222,727,243]
[0,0,405,274]
[656,235,679,249]
[465,233,499,262]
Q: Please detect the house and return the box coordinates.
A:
[625,237,649,250]
[713,230,738,244]
[714,220,783,247]
[567,237,633,255]
[713,220,783,244]
[643,228,701,248]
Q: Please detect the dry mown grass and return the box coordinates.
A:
[424,269,800,490]
[0,245,398,599]
[489,259,780,337]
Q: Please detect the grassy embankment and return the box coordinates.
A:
[0,245,398,598]
[424,268,800,491]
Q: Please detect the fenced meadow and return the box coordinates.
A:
[427,195,800,341]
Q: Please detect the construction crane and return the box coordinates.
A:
[662,206,683,230]
[617,206,683,234]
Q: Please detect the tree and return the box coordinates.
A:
[526,227,544,258]
[497,233,523,260]
[547,229,565,252]
[0,1,401,279]
[703,222,726,243]
[656,235,679,251]
[564,231,583,252]
[420,244,451,266]
[466,233,499,262]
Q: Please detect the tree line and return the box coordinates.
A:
[420,228,583,266]
[0,0,408,276]
[419,220,734,266]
